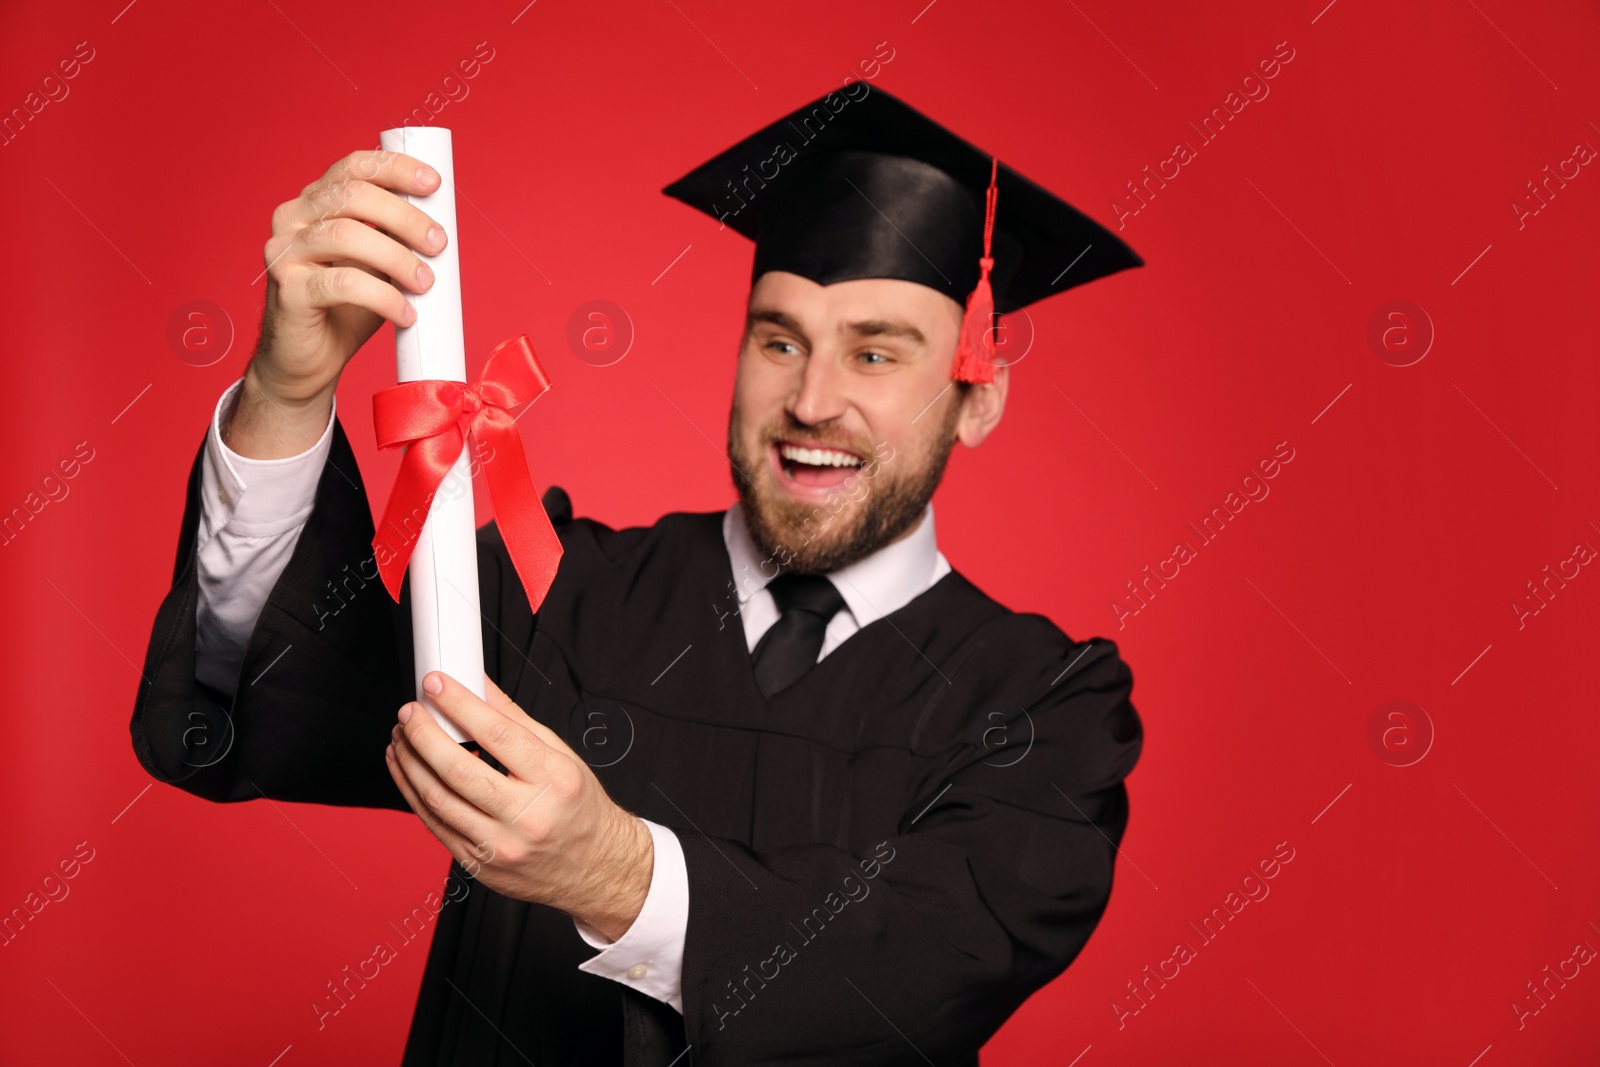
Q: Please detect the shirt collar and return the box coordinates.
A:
[722,501,943,628]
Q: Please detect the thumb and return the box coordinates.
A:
[482,672,571,753]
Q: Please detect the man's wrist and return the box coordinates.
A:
[226,364,335,459]
[571,812,654,942]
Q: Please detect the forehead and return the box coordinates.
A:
[747,271,963,337]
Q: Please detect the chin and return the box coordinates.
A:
[742,483,872,574]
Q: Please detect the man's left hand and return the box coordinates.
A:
[386,671,653,942]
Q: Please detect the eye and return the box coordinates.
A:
[857,350,891,365]
[764,339,801,356]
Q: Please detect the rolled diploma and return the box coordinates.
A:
[380,125,481,743]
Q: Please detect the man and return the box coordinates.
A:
[130,86,1144,1065]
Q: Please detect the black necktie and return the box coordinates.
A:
[750,573,847,697]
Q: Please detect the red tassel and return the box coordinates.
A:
[951,156,1000,384]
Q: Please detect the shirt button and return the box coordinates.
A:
[626,963,649,980]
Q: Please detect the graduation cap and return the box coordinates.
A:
[661,85,1142,383]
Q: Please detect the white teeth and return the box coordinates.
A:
[779,444,863,468]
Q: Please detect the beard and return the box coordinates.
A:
[726,395,963,575]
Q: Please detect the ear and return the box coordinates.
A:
[955,360,1009,448]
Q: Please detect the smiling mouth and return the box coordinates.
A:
[772,440,866,489]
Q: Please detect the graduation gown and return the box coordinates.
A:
[130,416,1143,1066]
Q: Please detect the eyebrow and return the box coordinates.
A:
[845,318,926,344]
[746,308,927,346]
[747,308,805,335]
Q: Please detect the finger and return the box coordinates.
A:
[387,734,455,831]
[387,743,499,876]
[281,264,415,330]
[386,740,494,875]
[317,148,440,197]
[279,170,447,259]
[277,216,437,294]
[424,672,553,782]
[481,672,572,754]
[390,720,503,841]
[400,694,528,820]
[484,672,515,711]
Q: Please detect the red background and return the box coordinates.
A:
[2,0,1596,1063]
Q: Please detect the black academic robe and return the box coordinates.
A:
[129,416,1143,1066]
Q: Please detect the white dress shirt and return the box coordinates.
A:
[192,377,949,1015]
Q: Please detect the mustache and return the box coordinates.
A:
[758,418,871,458]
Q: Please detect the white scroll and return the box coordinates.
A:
[379,125,482,743]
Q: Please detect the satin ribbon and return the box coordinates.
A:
[370,334,563,612]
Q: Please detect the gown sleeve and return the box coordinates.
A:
[129,411,486,812]
[674,635,1143,1065]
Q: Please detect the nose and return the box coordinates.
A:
[788,348,848,427]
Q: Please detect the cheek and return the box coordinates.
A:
[853,393,921,457]
[734,355,793,426]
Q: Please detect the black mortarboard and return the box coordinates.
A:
[661,85,1142,381]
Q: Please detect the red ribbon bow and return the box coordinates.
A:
[370,334,563,612]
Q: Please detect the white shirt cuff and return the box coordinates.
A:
[573,818,688,1014]
[194,379,336,694]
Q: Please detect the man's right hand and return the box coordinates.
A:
[224,149,446,459]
